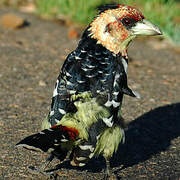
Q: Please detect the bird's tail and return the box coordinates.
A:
[16,125,79,159]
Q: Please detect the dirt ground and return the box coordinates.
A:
[0,8,180,180]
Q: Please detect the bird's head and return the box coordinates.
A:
[89,4,162,55]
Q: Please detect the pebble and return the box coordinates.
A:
[68,28,79,39]
[0,13,25,29]
[39,80,46,87]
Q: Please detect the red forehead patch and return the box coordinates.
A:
[117,4,144,21]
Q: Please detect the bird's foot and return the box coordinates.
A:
[28,166,68,179]
[103,170,117,180]
[28,165,54,175]
[103,158,117,180]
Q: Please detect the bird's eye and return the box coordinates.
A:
[122,18,132,26]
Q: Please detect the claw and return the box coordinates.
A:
[28,165,56,175]
[103,157,117,180]
[27,154,55,176]
[28,165,62,180]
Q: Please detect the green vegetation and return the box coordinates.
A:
[1,0,179,44]
[35,0,112,24]
[34,0,180,45]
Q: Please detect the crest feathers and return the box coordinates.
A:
[97,4,120,13]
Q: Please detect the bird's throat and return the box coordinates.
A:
[117,35,136,56]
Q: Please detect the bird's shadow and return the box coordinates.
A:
[112,103,180,169]
[55,103,180,173]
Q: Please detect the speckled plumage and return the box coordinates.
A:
[47,27,137,128]
[16,4,162,177]
[40,27,135,165]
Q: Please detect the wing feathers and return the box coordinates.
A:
[16,125,79,153]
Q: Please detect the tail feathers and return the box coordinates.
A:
[16,125,79,153]
[122,87,141,99]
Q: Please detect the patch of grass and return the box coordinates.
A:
[34,0,111,25]
[2,0,179,44]
[35,0,180,44]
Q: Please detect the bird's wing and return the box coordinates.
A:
[44,41,139,129]
[45,46,105,128]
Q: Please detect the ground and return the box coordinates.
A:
[0,8,180,180]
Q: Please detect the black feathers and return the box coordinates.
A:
[48,27,137,126]
[16,21,137,165]
[97,3,120,13]
[15,5,162,177]
[16,125,78,158]
[16,128,64,152]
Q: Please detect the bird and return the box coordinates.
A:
[16,4,162,179]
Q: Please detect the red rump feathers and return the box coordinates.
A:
[51,125,79,141]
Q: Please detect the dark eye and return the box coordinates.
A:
[122,18,132,25]
[123,18,131,25]
[121,17,136,29]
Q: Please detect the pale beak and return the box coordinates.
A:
[131,19,162,36]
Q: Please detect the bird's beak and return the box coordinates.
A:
[131,19,162,36]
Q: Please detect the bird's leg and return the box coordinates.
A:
[42,154,55,171]
[28,154,55,175]
[103,157,117,180]
[104,157,111,179]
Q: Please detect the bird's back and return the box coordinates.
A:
[44,28,135,130]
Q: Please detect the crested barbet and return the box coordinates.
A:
[16,4,162,178]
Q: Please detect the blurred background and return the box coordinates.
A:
[0,0,180,45]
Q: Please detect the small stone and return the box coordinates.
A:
[0,120,4,127]
[19,3,36,13]
[68,28,79,39]
[9,104,19,108]
[39,80,46,87]
[1,13,25,29]
[149,98,155,102]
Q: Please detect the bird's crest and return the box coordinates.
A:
[97,4,144,20]
[97,4,120,13]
